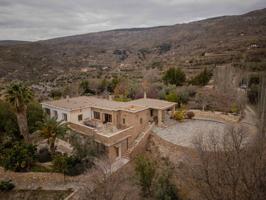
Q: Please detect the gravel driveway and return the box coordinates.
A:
[153,119,228,148]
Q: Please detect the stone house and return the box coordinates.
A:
[41,96,176,162]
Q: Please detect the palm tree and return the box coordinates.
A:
[5,82,33,143]
[38,117,67,154]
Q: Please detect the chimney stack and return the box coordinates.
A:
[144,91,147,99]
[66,95,70,102]
[108,95,113,101]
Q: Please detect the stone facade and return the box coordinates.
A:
[41,96,176,162]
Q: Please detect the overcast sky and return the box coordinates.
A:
[0,0,265,41]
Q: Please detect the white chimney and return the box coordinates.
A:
[108,95,113,101]
[66,95,70,102]
[144,91,147,99]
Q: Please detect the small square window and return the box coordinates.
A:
[78,114,83,121]
[123,118,126,124]
[53,110,58,119]
[140,118,143,124]
[104,113,112,123]
[115,146,120,157]
[93,111,100,119]
[62,113,68,121]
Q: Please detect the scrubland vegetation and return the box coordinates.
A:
[0,7,265,200]
[0,67,265,200]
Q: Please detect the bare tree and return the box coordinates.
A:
[185,126,266,200]
[86,157,129,200]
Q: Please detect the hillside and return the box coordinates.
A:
[0,40,31,46]
[0,8,265,83]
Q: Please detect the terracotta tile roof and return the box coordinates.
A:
[42,96,176,111]
[129,98,176,109]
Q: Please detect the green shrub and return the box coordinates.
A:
[163,68,186,86]
[0,180,15,191]
[177,91,189,106]
[0,142,37,172]
[173,110,186,121]
[165,92,178,103]
[0,101,20,141]
[107,77,120,93]
[52,154,89,176]
[79,80,96,95]
[70,135,99,159]
[230,103,239,114]
[155,172,180,200]
[37,147,52,163]
[190,68,212,86]
[50,89,62,99]
[186,111,195,119]
[135,155,156,197]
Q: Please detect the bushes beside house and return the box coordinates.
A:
[173,110,186,121]
[172,110,195,121]
[52,154,91,176]
[165,92,178,103]
[51,135,97,176]
[0,141,37,172]
[165,91,189,108]
[37,147,52,163]
[186,111,195,119]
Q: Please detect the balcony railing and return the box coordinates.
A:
[68,122,133,146]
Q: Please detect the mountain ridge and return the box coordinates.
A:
[0,8,265,83]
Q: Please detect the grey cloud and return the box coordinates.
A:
[0,0,265,41]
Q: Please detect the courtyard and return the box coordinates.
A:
[153,119,229,148]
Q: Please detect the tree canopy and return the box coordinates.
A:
[163,68,186,86]
[190,68,212,86]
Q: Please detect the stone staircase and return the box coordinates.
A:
[122,150,130,159]
[122,123,154,160]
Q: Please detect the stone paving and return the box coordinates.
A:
[153,108,257,149]
[153,119,228,148]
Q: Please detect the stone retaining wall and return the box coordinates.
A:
[129,123,154,159]
[190,109,239,124]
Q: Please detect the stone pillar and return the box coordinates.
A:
[171,106,176,115]
[158,110,163,127]
[144,91,147,99]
